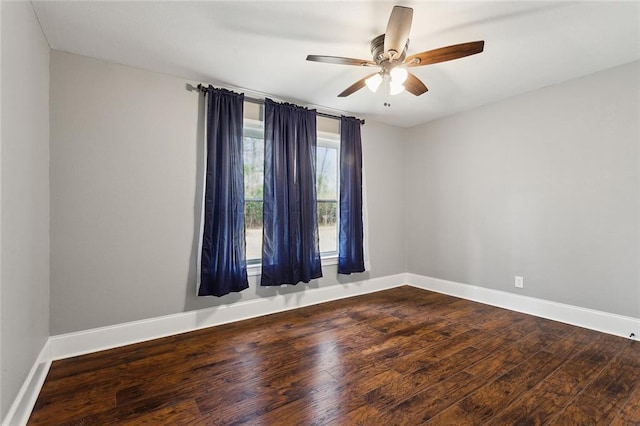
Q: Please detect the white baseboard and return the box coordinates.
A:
[49,274,405,360]
[48,273,639,361]
[406,273,639,340]
[2,340,51,426]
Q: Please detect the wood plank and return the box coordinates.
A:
[488,333,626,425]
[549,342,640,424]
[118,400,201,426]
[612,381,640,426]
[427,350,565,424]
[379,371,479,425]
[365,346,489,410]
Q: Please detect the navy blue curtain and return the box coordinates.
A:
[199,86,249,296]
[261,99,322,286]
[338,116,365,274]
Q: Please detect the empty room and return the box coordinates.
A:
[2,1,639,425]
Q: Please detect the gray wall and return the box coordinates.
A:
[50,51,406,334]
[1,1,50,420]
[405,61,640,318]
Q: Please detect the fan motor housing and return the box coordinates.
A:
[370,34,409,65]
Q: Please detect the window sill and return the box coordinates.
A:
[247,255,338,277]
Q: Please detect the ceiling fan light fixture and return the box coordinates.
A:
[365,73,383,92]
[306,6,484,101]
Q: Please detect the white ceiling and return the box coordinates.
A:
[32,1,640,128]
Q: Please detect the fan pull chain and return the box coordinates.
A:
[383,74,391,107]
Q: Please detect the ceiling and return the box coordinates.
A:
[32,1,640,128]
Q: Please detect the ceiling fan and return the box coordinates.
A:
[306,6,485,106]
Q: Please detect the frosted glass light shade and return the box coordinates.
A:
[389,81,405,95]
[365,74,383,92]
[388,67,407,95]
[390,67,408,84]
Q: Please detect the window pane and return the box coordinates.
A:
[317,200,337,253]
[244,135,263,262]
[317,146,338,254]
[316,146,337,200]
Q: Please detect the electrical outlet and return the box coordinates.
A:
[515,276,524,288]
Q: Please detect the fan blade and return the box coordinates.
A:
[338,73,378,97]
[404,73,428,96]
[306,55,376,67]
[384,6,413,60]
[405,41,485,67]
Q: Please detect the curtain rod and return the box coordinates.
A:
[193,84,365,125]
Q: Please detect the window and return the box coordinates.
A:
[242,102,340,264]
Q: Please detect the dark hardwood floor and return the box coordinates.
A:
[29,286,639,425]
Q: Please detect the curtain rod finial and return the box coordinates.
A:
[186,83,203,93]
